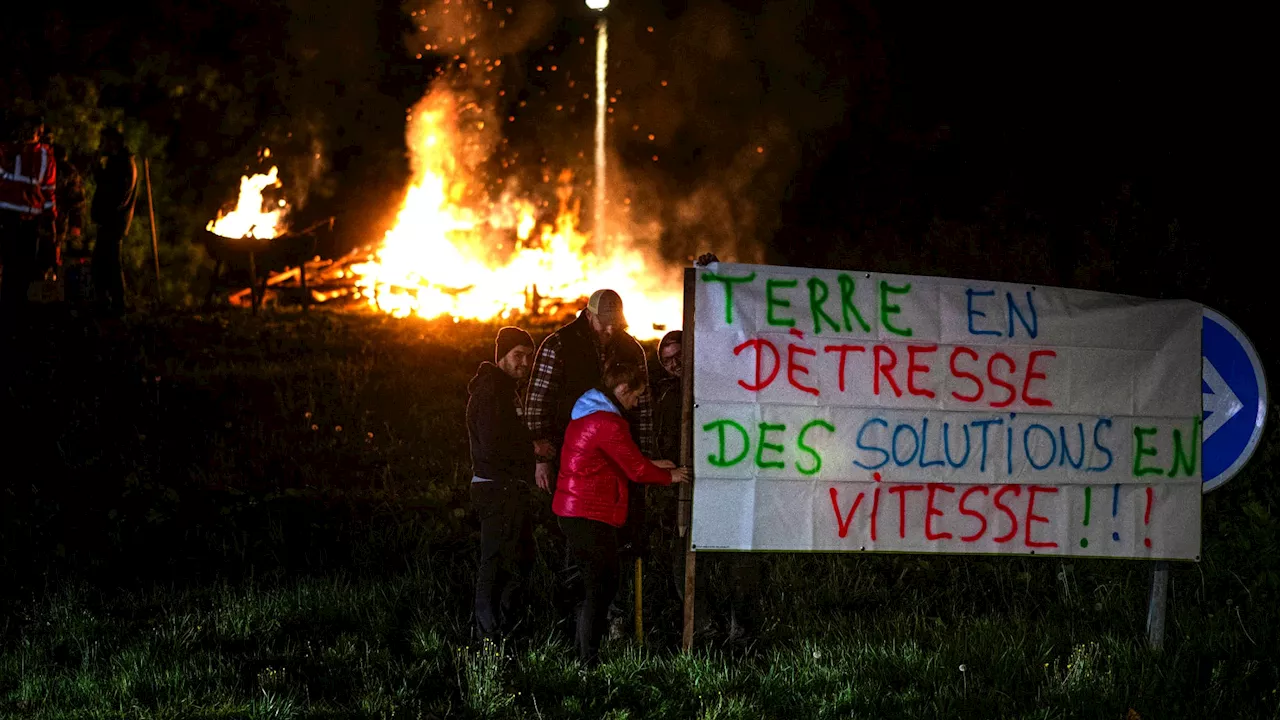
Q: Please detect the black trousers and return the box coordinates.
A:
[471,480,534,639]
[0,216,41,312]
[92,219,129,311]
[559,516,619,664]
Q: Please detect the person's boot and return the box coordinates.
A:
[472,622,496,646]
[473,611,499,646]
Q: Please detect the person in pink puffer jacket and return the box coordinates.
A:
[553,360,689,664]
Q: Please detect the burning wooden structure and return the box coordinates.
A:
[203,217,331,313]
[200,90,684,336]
[218,226,591,320]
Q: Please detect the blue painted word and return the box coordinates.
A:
[965,288,1039,339]
[853,415,1115,475]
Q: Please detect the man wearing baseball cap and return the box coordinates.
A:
[525,289,657,638]
[467,326,538,642]
[525,289,656,489]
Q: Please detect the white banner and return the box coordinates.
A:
[691,262,1202,560]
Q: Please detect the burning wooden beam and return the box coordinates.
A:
[208,218,337,311]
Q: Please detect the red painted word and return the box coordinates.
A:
[828,481,1060,549]
[732,334,1058,408]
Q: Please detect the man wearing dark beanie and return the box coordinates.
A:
[494,326,532,365]
[466,325,537,642]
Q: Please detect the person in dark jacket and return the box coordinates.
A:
[652,330,684,463]
[90,126,136,314]
[53,142,86,252]
[552,360,688,665]
[525,289,661,638]
[650,331,689,603]
[52,143,90,303]
[467,326,538,642]
[525,289,658,492]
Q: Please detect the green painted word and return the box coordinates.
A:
[701,271,914,336]
[1131,417,1200,478]
[701,418,836,475]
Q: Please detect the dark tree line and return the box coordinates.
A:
[3,0,431,301]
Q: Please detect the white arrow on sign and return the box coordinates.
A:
[1202,356,1244,441]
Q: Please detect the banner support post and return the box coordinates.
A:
[679,266,697,652]
[634,557,643,644]
[1146,560,1169,650]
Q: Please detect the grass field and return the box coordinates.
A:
[1,308,1278,719]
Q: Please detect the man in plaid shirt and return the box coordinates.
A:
[526,289,657,495]
[527,288,659,641]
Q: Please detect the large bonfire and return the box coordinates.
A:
[348,88,682,340]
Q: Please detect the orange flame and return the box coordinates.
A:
[350,90,681,340]
[207,163,287,240]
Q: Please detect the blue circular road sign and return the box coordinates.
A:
[1201,307,1269,492]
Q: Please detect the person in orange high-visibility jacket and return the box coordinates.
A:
[0,117,56,314]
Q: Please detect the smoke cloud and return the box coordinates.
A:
[604,0,889,264]
[400,0,557,180]
[381,0,888,267]
[246,0,407,239]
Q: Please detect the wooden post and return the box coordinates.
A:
[634,557,644,644]
[679,266,697,652]
[1147,560,1170,650]
[143,158,161,297]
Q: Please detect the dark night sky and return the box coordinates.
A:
[4,0,1270,311]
